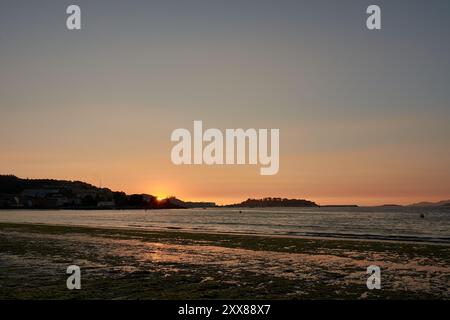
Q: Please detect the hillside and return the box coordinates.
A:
[0,175,102,194]
[408,200,450,207]
[0,175,214,209]
[226,197,318,208]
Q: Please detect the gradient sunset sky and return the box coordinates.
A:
[1,0,449,205]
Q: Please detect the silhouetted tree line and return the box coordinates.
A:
[0,175,95,194]
[113,193,189,209]
[226,197,318,207]
[0,175,186,209]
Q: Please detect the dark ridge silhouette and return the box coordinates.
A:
[408,199,450,207]
[0,175,215,210]
[0,174,98,194]
[226,197,318,208]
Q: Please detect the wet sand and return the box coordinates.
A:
[0,222,449,299]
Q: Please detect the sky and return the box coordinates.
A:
[1,0,449,205]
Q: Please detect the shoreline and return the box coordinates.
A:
[0,220,449,246]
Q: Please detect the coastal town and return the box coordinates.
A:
[0,175,215,210]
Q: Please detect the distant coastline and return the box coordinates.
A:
[1,175,449,210]
[0,175,210,210]
[0,175,318,210]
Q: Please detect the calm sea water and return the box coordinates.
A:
[0,207,449,243]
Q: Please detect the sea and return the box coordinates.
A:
[0,206,449,243]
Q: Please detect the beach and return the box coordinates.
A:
[1,222,449,299]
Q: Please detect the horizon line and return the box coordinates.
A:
[1,174,449,207]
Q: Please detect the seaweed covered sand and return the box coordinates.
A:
[0,223,449,299]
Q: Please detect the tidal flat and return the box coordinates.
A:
[0,222,449,299]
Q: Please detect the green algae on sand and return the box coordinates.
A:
[0,223,449,300]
